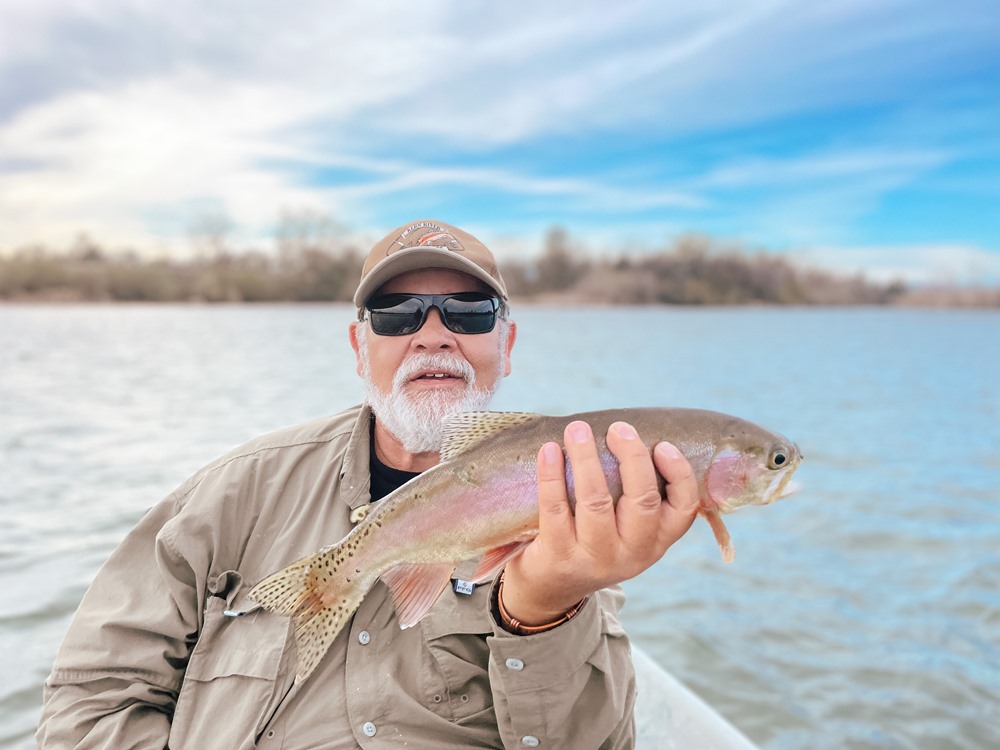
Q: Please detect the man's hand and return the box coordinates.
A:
[501,420,700,626]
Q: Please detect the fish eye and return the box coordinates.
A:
[768,449,788,469]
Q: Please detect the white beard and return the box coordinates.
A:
[358,332,504,454]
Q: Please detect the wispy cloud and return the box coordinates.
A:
[698,149,952,189]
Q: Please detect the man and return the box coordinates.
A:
[38,219,700,749]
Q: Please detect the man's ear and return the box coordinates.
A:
[502,320,517,377]
[349,321,364,377]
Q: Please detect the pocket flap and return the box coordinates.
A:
[420,579,493,640]
[186,589,290,682]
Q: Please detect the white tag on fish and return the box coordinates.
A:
[452,579,476,596]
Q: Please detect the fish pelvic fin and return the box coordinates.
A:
[440,411,538,461]
[249,551,365,684]
[470,538,534,583]
[381,562,456,629]
[703,509,736,563]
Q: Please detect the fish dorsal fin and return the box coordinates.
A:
[440,411,538,461]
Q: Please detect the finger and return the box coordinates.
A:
[535,441,576,550]
[503,443,592,624]
[607,422,664,548]
[652,441,700,545]
[564,420,617,544]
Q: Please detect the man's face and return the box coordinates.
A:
[350,268,516,453]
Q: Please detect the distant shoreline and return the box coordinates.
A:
[3,237,997,308]
[3,292,997,309]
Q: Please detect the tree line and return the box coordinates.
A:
[1,225,995,307]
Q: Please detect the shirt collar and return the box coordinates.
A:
[339,403,374,510]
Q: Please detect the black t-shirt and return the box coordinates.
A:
[368,420,420,502]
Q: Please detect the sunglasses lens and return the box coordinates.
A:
[440,294,498,334]
[365,293,499,335]
[367,295,426,335]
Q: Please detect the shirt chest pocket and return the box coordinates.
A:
[418,579,495,724]
[169,571,294,749]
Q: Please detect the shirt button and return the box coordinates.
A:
[358,630,371,645]
[522,736,540,747]
[505,657,525,671]
[362,721,377,737]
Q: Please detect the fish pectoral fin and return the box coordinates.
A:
[469,539,534,583]
[703,509,736,563]
[381,562,456,629]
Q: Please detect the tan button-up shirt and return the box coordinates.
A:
[38,405,637,749]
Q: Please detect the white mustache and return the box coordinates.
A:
[391,354,476,392]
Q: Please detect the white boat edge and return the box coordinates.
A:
[633,645,759,749]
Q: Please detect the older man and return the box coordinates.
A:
[38,220,699,749]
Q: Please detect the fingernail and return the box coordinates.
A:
[568,421,591,443]
[542,443,561,464]
[612,422,637,440]
[655,441,682,460]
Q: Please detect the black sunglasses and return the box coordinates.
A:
[362,292,501,336]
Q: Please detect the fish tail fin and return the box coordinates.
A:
[249,551,365,683]
[248,555,316,616]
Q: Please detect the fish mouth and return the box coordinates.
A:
[763,468,799,504]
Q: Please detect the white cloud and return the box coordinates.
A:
[5,1,989,143]
[0,0,995,265]
[0,72,706,252]
[0,70,332,249]
[799,244,1000,285]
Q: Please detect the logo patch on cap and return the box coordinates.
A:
[389,222,466,257]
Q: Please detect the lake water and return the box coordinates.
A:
[1,304,998,749]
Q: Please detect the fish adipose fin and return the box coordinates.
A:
[703,509,736,563]
[440,411,538,461]
[249,552,365,684]
[470,539,534,583]
[381,562,456,628]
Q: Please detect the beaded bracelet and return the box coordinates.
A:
[494,571,588,635]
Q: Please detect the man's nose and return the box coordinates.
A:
[411,306,455,349]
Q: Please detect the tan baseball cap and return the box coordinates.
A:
[353,219,508,308]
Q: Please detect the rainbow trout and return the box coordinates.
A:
[250,408,801,682]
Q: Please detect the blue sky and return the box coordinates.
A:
[0,0,997,283]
